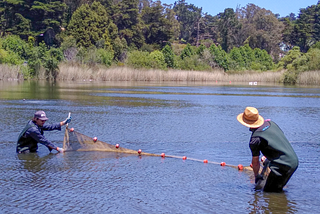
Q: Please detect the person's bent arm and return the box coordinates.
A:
[251,156,260,177]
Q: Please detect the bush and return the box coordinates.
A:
[209,44,229,71]
[306,48,320,71]
[149,50,167,70]
[176,55,211,71]
[127,50,151,69]
[44,48,64,80]
[282,70,299,84]
[97,48,114,67]
[27,42,48,77]
[278,46,302,69]
[162,45,175,68]
[0,48,23,65]
[253,48,274,71]
[1,35,28,59]
[180,43,194,59]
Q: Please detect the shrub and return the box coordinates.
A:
[97,48,114,67]
[149,50,167,70]
[254,48,274,71]
[162,45,175,68]
[196,44,206,57]
[282,70,299,84]
[209,44,229,71]
[1,35,28,59]
[176,55,211,71]
[306,48,320,71]
[0,48,23,65]
[127,50,151,69]
[180,43,194,59]
[278,46,301,69]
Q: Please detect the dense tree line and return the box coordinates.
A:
[1,0,320,83]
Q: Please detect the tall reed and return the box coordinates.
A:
[57,63,284,83]
[297,71,320,85]
[2,63,318,85]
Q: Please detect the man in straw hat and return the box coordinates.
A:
[237,107,298,192]
[16,111,71,154]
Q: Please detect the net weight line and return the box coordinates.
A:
[63,127,254,172]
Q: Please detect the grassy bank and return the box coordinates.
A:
[1,63,320,85]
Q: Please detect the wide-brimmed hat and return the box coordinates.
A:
[237,107,264,128]
[34,110,48,121]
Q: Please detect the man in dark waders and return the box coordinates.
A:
[237,107,298,192]
[16,111,71,154]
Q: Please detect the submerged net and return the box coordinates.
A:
[63,127,159,156]
[62,126,258,172]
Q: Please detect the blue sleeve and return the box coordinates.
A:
[249,136,261,157]
[42,122,61,131]
[26,127,57,150]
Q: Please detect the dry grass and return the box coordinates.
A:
[0,64,22,80]
[297,70,320,85]
[57,63,285,83]
[2,63,319,85]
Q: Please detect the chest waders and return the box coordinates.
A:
[16,121,38,153]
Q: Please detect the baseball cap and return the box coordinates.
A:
[34,111,49,121]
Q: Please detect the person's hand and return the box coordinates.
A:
[63,115,72,125]
[255,174,263,184]
[57,147,65,153]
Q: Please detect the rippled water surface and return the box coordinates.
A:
[0,81,319,213]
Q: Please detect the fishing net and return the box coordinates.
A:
[63,126,158,156]
[62,126,262,173]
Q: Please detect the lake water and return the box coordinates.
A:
[0,80,319,213]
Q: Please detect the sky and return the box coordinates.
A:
[160,0,319,17]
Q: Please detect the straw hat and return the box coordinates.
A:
[237,107,264,128]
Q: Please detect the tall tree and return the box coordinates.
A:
[217,8,241,52]
[173,0,202,44]
[141,0,174,45]
[112,0,145,48]
[0,0,66,40]
[67,1,116,48]
[238,4,284,60]
[293,2,320,52]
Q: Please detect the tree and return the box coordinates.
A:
[141,0,174,45]
[112,0,145,49]
[173,0,202,44]
[209,44,229,71]
[162,44,175,68]
[238,4,284,61]
[67,1,114,48]
[0,0,66,42]
[217,8,241,52]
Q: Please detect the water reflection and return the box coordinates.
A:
[17,153,57,172]
[249,191,297,213]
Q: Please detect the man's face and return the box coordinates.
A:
[35,118,46,127]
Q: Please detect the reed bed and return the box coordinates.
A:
[1,63,319,86]
[57,63,284,83]
[297,70,320,85]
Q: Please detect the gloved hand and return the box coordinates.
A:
[57,147,65,153]
[255,174,263,184]
[63,115,72,125]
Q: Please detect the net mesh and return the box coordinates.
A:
[62,126,258,173]
[63,127,159,156]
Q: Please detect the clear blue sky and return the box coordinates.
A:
[161,0,319,17]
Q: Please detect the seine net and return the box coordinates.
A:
[63,127,158,156]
